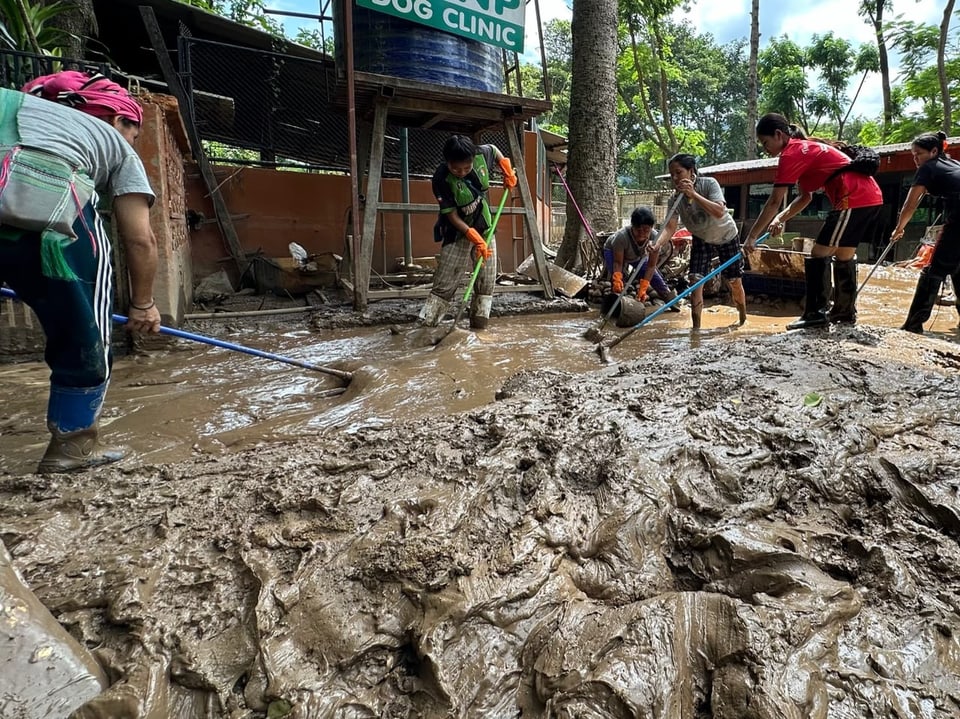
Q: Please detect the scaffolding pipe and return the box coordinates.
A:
[400,127,412,266]
[344,0,363,308]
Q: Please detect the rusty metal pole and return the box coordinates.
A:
[343,0,363,308]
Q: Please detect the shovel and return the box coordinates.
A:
[596,233,769,363]
[0,287,353,386]
[433,187,511,344]
[583,192,685,344]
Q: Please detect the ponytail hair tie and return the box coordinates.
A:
[943,140,949,151]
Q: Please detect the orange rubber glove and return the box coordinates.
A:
[611,271,624,294]
[636,278,651,302]
[498,157,518,189]
[466,227,492,261]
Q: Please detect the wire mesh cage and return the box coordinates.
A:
[180,37,511,177]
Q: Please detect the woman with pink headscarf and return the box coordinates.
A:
[0,71,160,472]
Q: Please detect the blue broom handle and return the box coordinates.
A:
[607,232,769,349]
[0,287,352,381]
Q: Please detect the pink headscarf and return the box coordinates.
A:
[22,71,143,125]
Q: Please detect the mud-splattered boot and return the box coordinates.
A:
[38,425,126,474]
[729,278,747,326]
[901,272,942,334]
[469,294,493,330]
[828,258,858,324]
[787,256,831,330]
[659,287,682,312]
[418,293,451,328]
[37,383,125,474]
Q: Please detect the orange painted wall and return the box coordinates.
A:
[185,132,549,285]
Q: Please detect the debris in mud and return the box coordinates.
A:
[307,292,588,331]
[3,327,960,718]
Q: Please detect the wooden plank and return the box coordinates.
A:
[422,113,446,130]
[352,71,552,118]
[388,96,504,122]
[505,120,554,298]
[140,6,248,281]
[354,98,389,310]
[333,71,554,134]
[341,279,545,300]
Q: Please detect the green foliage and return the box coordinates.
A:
[758,37,808,124]
[178,0,284,35]
[758,32,880,140]
[291,27,334,54]
[886,15,960,139]
[516,19,571,132]
[203,140,259,162]
[266,699,292,718]
[0,0,74,55]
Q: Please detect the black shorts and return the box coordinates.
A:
[817,205,883,249]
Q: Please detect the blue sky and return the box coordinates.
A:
[269,0,948,119]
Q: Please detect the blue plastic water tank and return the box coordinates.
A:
[342,5,504,93]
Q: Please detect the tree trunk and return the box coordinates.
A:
[746,0,760,159]
[938,0,955,133]
[42,0,96,59]
[555,0,618,270]
[863,0,892,139]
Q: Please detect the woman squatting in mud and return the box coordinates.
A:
[0,72,160,472]
[655,153,746,330]
[744,113,884,330]
[602,205,678,314]
[890,131,960,334]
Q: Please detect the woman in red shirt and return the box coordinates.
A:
[744,113,884,330]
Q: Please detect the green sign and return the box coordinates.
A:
[356,0,525,53]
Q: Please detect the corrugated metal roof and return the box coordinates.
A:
[698,157,778,174]
[539,128,568,165]
[698,136,960,175]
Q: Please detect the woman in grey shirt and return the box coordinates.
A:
[655,153,746,330]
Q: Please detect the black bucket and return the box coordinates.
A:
[616,297,647,327]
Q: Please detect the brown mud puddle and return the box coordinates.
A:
[2,267,960,718]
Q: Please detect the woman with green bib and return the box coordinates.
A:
[420,134,517,330]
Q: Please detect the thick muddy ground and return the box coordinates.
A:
[2,266,960,718]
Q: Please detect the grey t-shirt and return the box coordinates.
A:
[604,226,660,263]
[12,88,155,204]
[675,176,737,245]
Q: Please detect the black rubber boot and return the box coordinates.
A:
[787,256,831,330]
[829,258,858,323]
[901,272,942,334]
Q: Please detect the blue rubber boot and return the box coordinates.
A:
[37,383,126,474]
